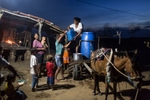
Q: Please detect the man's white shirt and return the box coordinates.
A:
[69,22,83,33]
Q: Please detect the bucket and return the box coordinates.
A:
[73,53,83,61]
[67,29,76,41]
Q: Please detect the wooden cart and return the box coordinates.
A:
[68,59,93,80]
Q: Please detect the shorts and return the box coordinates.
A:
[55,55,62,67]
[36,54,44,64]
[75,36,81,46]
[47,76,54,85]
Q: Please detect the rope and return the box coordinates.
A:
[101,51,135,80]
[91,48,141,80]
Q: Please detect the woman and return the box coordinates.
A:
[32,33,46,78]
[68,17,83,53]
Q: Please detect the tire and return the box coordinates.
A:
[72,65,80,80]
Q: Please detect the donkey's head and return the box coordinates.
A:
[124,50,142,89]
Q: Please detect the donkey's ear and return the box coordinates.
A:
[134,49,138,54]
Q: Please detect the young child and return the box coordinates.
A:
[41,36,48,49]
[30,48,38,92]
[63,47,70,70]
[46,55,55,90]
[5,73,27,100]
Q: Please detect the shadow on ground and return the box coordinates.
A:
[121,88,150,100]
[37,84,75,91]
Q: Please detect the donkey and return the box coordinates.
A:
[90,48,142,100]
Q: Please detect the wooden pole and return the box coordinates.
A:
[134,89,139,100]
[38,20,43,41]
[46,33,50,54]
[83,62,93,73]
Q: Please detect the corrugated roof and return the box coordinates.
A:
[0,7,65,35]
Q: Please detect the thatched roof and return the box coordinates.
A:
[0,7,65,35]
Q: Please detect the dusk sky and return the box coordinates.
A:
[0,0,150,30]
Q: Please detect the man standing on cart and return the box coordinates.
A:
[68,17,83,53]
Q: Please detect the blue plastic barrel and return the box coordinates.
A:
[81,41,95,58]
[81,32,95,59]
[67,29,76,41]
[81,32,95,41]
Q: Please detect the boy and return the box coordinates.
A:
[46,55,55,90]
[5,73,27,100]
[68,17,83,53]
[30,48,38,92]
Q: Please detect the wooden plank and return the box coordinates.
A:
[82,62,93,73]
[47,33,50,54]
[69,60,90,66]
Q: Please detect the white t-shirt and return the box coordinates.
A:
[30,55,37,74]
[69,22,83,33]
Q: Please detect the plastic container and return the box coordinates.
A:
[67,29,76,41]
[81,32,95,41]
[81,42,95,59]
[81,32,95,59]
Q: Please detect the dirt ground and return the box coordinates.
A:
[1,60,150,100]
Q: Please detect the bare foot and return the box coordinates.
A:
[60,77,66,80]
[55,79,60,83]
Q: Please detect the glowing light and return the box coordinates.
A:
[5,40,15,44]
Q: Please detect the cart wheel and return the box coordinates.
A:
[72,65,80,80]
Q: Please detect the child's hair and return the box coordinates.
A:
[7,73,16,82]
[46,54,53,62]
[74,17,81,22]
[42,36,46,40]
[31,48,37,54]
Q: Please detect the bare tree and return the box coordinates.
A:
[128,25,141,37]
